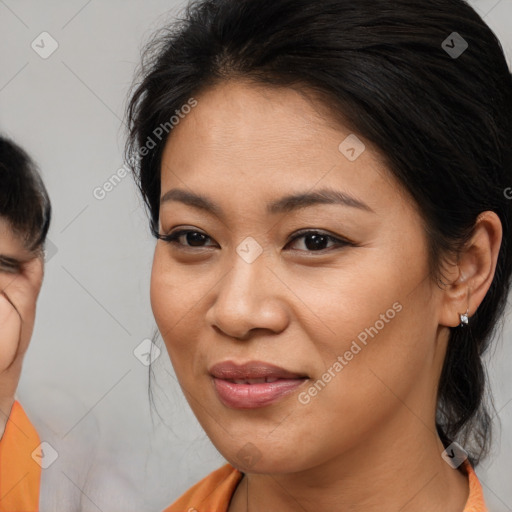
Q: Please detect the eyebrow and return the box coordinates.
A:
[160,187,374,217]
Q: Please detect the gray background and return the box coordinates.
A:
[0,1,511,510]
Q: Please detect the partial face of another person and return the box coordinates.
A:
[150,81,451,474]
[0,218,43,372]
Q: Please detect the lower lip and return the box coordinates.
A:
[212,378,307,409]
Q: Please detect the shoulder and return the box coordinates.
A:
[0,400,41,512]
[462,459,489,512]
[163,463,243,512]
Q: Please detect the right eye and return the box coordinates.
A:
[157,229,218,250]
[0,256,21,273]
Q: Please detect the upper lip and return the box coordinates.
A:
[209,360,307,380]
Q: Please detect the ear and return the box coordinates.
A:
[439,211,502,328]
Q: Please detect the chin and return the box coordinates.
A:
[218,440,309,475]
[229,457,300,475]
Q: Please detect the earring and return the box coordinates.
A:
[459,307,469,326]
[458,287,470,327]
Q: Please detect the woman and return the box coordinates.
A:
[0,135,51,511]
[125,0,511,510]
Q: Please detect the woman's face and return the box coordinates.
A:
[150,81,450,474]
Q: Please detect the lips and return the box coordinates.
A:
[209,361,308,409]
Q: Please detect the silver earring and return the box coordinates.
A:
[459,307,469,326]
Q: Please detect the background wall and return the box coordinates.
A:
[0,1,511,510]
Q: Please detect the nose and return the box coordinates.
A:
[205,251,290,341]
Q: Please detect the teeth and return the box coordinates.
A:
[231,377,280,384]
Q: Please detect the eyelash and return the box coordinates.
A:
[157,228,351,253]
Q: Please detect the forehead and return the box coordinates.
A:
[0,217,34,260]
[159,80,407,216]
[164,80,372,159]
[156,82,421,232]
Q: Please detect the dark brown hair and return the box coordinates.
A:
[126,0,512,466]
[0,135,51,250]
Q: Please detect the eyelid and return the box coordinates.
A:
[287,228,352,245]
[158,227,352,252]
[157,228,217,248]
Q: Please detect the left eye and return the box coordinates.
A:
[158,229,349,252]
[286,230,349,252]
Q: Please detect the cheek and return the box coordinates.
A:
[296,249,436,413]
[281,251,415,363]
[309,284,438,429]
[149,249,207,373]
[149,247,196,331]
[150,252,186,362]
[149,255,171,333]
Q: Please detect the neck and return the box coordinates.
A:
[228,415,469,512]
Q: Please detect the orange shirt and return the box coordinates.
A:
[0,401,41,512]
[0,401,490,512]
[164,459,488,512]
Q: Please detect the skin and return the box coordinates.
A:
[0,218,44,439]
[150,80,502,511]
